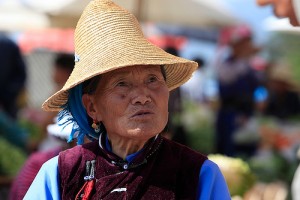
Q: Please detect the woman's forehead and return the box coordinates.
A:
[105,65,161,76]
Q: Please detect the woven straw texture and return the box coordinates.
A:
[42,0,198,111]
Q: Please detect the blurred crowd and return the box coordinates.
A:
[0,34,76,199]
[0,0,300,200]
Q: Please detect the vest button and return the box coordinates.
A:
[123,164,128,170]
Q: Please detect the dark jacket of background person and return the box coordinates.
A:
[0,34,27,119]
[214,25,262,157]
[0,34,28,150]
[37,53,75,151]
[263,62,300,120]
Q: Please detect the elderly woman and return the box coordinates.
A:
[24,0,230,199]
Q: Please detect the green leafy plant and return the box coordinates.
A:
[209,154,256,197]
[0,137,27,177]
[181,100,215,154]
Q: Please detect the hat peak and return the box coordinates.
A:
[91,0,121,9]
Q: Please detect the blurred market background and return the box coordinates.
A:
[1,0,300,199]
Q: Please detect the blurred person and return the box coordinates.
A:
[52,53,75,90]
[0,35,29,198]
[0,34,28,149]
[0,33,27,119]
[256,0,300,26]
[214,25,262,157]
[263,61,300,120]
[24,0,230,199]
[37,53,74,151]
[9,120,76,200]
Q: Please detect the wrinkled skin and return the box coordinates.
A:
[82,65,169,159]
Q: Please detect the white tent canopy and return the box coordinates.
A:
[79,0,237,27]
[115,0,238,27]
[0,0,50,31]
[19,0,238,28]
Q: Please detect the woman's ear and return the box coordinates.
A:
[82,94,97,119]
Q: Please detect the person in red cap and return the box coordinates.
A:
[214,24,262,157]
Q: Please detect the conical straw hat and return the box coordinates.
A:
[42,0,198,111]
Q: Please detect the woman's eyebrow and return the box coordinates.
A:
[111,68,161,77]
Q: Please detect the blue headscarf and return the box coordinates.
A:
[57,84,100,144]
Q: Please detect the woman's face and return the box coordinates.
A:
[84,65,169,141]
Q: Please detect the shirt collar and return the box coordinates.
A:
[98,133,144,163]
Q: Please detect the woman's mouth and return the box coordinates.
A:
[131,110,153,118]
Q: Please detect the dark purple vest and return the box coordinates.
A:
[58,135,207,200]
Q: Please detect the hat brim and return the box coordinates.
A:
[42,41,197,111]
[42,0,198,111]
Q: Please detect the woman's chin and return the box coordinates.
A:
[126,128,160,140]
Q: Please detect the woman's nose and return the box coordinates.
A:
[130,85,152,105]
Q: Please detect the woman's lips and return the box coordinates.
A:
[131,110,154,118]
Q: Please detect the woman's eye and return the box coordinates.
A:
[148,76,158,83]
[116,81,128,86]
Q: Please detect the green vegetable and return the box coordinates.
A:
[0,137,27,177]
[208,154,256,197]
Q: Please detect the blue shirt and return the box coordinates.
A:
[24,156,230,199]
